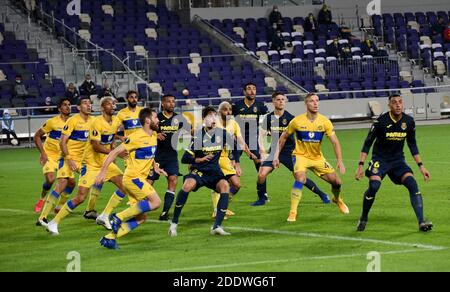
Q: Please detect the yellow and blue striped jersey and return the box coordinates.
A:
[41,115,66,160]
[123,128,157,179]
[62,114,93,162]
[83,115,121,168]
[287,113,334,160]
[217,118,241,158]
[117,106,142,137]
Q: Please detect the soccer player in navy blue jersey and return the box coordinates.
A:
[355,94,433,232]
[168,106,235,236]
[147,94,191,221]
[232,82,269,206]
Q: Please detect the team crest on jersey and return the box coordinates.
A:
[282,118,287,125]
[173,118,179,125]
[132,120,138,126]
[401,123,407,130]
[253,107,257,113]
[84,132,89,138]
[308,132,315,139]
[215,136,221,144]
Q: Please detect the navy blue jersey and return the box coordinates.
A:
[261,110,295,157]
[232,99,268,150]
[155,112,189,159]
[181,127,235,174]
[362,112,419,161]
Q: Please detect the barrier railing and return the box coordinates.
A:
[187,0,307,8]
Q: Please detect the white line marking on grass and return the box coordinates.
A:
[0,208,31,214]
[226,226,447,250]
[159,249,436,272]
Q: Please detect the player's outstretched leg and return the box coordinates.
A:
[35,181,53,213]
[211,180,231,235]
[403,176,433,232]
[357,179,381,231]
[304,178,330,204]
[169,186,192,237]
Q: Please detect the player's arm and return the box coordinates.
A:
[181,139,213,165]
[60,133,78,171]
[407,121,430,182]
[33,128,48,166]
[356,121,379,180]
[95,144,126,184]
[328,133,345,175]
[236,134,257,161]
[273,130,289,168]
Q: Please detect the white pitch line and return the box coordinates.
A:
[3,210,446,251]
[159,249,434,272]
[226,226,446,250]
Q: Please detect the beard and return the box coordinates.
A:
[128,101,137,108]
[150,122,159,131]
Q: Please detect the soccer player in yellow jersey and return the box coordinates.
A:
[274,93,349,222]
[37,97,92,226]
[211,101,256,218]
[96,108,165,249]
[44,97,126,235]
[33,98,71,214]
[117,90,142,139]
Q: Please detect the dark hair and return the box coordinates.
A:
[77,96,91,105]
[139,107,156,126]
[126,90,138,99]
[388,93,401,101]
[58,97,71,108]
[243,82,256,90]
[161,94,175,101]
[202,105,217,119]
[272,91,285,99]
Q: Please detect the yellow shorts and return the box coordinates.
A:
[293,155,335,177]
[57,158,82,179]
[78,163,123,188]
[219,156,236,176]
[42,157,59,174]
[123,176,157,205]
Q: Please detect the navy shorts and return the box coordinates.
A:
[365,157,413,185]
[261,154,294,172]
[147,157,179,181]
[184,170,226,192]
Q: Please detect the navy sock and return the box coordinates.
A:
[214,193,229,229]
[404,176,424,223]
[304,178,327,198]
[172,190,189,224]
[255,162,267,200]
[162,191,175,213]
[361,180,381,221]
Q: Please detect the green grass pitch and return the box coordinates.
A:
[0,125,449,271]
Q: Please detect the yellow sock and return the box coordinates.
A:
[53,200,75,224]
[57,193,70,209]
[117,218,141,238]
[117,200,151,221]
[105,232,116,240]
[211,192,220,209]
[290,181,303,213]
[86,184,102,211]
[102,190,126,216]
[39,190,59,220]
